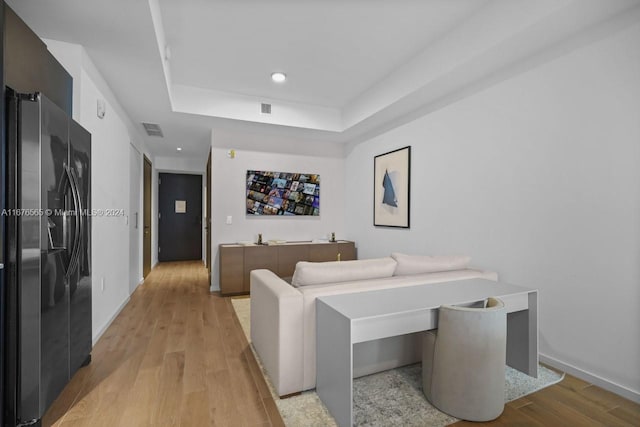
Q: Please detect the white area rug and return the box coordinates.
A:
[231,297,563,427]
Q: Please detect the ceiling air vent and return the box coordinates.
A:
[142,122,164,137]
[261,103,272,114]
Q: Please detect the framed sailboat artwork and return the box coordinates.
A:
[373,146,411,228]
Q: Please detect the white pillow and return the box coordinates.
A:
[291,257,397,287]
[391,253,471,276]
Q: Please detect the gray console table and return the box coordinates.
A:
[316,278,538,427]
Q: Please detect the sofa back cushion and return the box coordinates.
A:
[291,257,397,287]
[391,253,471,276]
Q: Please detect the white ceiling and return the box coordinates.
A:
[161,0,487,108]
[7,0,640,159]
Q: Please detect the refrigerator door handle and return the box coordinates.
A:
[70,168,84,274]
[65,165,82,278]
[48,168,72,252]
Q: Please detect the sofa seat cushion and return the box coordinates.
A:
[391,253,471,276]
[291,257,397,287]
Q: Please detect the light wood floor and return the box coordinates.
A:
[44,261,639,427]
[452,372,640,426]
[43,261,284,427]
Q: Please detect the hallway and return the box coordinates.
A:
[43,261,284,427]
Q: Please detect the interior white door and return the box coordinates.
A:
[129,144,142,293]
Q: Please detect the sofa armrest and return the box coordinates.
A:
[469,267,499,281]
[250,269,304,396]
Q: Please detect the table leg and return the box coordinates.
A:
[317,300,353,427]
[506,291,539,377]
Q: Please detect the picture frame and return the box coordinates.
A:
[373,146,411,228]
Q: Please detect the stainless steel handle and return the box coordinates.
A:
[69,167,84,277]
[71,168,83,276]
[65,165,82,278]
[73,168,85,258]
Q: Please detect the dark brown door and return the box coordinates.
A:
[158,173,203,262]
[206,150,212,282]
[143,156,152,277]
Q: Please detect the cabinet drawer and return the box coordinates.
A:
[278,245,310,277]
[219,246,244,295]
[244,246,278,292]
[309,242,356,262]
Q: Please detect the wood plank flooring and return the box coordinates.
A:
[43,261,639,427]
[451,371,640,426]
[43,261,284,427]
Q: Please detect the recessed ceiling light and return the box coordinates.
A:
[271,72,287,83]
[176,147,182,152]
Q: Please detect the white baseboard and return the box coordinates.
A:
[539,353,640,403]
[92,296,131,346]
[128,277,144,293]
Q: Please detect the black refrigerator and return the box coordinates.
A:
[3,89,92,427]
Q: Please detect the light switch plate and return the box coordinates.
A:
[226,215,233,225]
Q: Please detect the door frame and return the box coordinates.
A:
[206,150,212,283]
[143,155,152,278]
[157,172,203,262]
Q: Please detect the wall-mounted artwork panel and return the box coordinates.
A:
[246,170,320,216]
[374,146,410,228]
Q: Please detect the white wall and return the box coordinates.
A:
[345,22,640,401]
[155,155,207,174]
[44,39,155,342]
[210,142,346,290]
[78,68,132,340]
